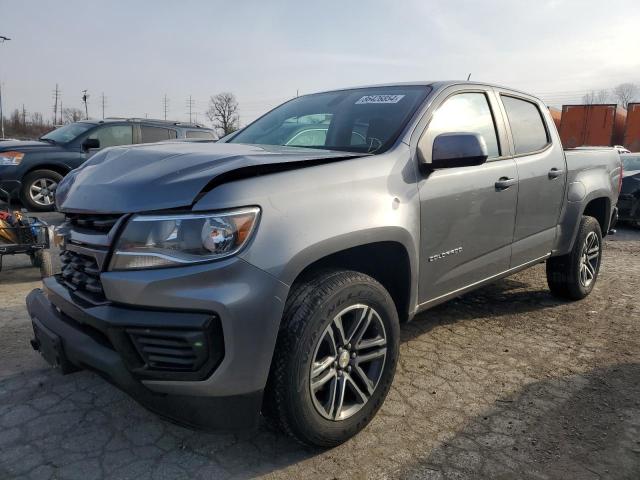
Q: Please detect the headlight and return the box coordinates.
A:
[109,207,260,270]
[0,151,25,166]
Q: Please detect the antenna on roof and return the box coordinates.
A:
[467,73,472,81]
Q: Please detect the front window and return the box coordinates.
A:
[229,86,431,154]
[41,122,94,143]
[87,125,133,148]
[425,92,500,159]
[622,155,640,171]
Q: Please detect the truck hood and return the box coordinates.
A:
[0,139,63,152]
[57,142,364,213]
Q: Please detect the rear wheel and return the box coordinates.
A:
[20,169,63,211]
[264,270,399,447]
[546,216,602,300]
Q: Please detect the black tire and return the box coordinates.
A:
[20,169,63,212]
[546,215,602,300]
[39,248,61,278]
[264,270,400,447]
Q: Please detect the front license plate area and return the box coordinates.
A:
[31,317,76,374]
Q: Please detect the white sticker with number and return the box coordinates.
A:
[355,94,405,104]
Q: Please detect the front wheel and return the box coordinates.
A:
[546,215,603,300]
[264,270,400,447]
[20,169,63,211]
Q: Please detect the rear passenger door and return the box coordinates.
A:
[497,93,567,266]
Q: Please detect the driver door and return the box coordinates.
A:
[416,88,518,305]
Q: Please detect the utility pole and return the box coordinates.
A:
[59,98,63,124]
[162,94,169,120]
[101,92,106,119]
[21,104,27,127]
[82,89,89,120]
[186,95,195,123]
[0,80,4,138]
[52,84,61,125]
[1,35,12,138]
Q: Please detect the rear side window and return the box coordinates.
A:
[186,130,215,139]
[141,126,178,143]
[501,96,549,154]
[425,92,500,159]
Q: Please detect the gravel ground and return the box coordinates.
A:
[0,219,638,480]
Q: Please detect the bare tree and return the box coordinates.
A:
[206,92,239,138]
[612,83,639,109]
[63,107,84,123]
[30,112,44,127]
[582,89,610,104]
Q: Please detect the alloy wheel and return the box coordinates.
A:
[29,178,58,207]
[309,304,387,421]
[579,231,600,287]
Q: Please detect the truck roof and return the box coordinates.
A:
[76,118,212,130]
[309,80,542,103]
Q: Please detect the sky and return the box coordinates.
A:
[1,0,639,127]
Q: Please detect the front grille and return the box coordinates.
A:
[127,329,210,372]
[66,213,122,232]
[60,250,105,301]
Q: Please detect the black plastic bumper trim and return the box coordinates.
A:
[26,288,261,430]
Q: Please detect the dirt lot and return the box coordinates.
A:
[0,221,639,480]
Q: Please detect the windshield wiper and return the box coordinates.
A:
[39,137,56,144]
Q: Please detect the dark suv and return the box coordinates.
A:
[0,118,215,211]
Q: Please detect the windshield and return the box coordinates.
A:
[622,154,640,171]
[41,122,94,143]
[229,85,430,154]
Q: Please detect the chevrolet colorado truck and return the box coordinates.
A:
[26,81,622,447]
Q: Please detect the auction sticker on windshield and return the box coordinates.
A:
[356,94,405,104]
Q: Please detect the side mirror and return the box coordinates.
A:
[420,132,488,169]
[82,138,100,151]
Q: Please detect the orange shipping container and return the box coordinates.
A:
[559,104,627,148]
[548,107,562,131]
[623,103,640,152]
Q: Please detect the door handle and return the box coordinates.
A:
[495,177,517,190]
[548,168,564,179]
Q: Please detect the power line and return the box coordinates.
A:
[0,35,10,138]
[52,84,61,125]
[82,89,89,120]
[101,92,107,119]
[162,94,169,120]
[186,95,195,123]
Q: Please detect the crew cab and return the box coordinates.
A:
[0,118,215,211]
[26,82,622,447]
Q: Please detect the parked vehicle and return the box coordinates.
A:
[0,118,215,211]
[618,153,640,226]
[26,81,622,447]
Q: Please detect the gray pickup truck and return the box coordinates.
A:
[26,81,622,447]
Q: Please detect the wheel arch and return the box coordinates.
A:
[285,238,416,323]
[22,163,72,179]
